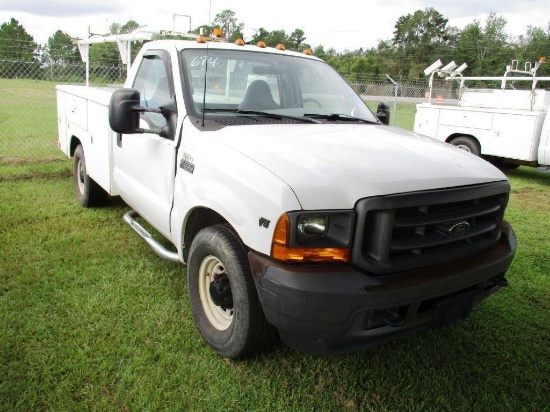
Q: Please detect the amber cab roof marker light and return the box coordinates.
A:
[212,28,223,38]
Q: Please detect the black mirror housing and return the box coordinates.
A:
[109,89,141,134]
[376,101,390,125]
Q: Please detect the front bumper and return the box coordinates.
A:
[249,222,516,355]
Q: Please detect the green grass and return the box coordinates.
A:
[0,79,61,161]
[365,100,417,130]
[1,166,549,411]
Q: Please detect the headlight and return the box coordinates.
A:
[297,214,329,243]
[271,211,354,263]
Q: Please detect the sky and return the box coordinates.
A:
[0,0,548,51]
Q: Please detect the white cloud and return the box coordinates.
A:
[0,0,548,49]
[0,0,121,17]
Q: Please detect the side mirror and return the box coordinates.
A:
[376,101,390,125]
[109,89,142,134]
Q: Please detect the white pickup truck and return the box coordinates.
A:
[57,35,516,358]
[414,60,550,170]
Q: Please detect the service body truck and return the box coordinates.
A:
[414,60,550,170]
[57,35,516,358]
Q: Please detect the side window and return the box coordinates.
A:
[133,54,173,128]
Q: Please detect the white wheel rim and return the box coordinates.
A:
[455,144,472,153]
[198,255,233,331]
[76,158,85,194]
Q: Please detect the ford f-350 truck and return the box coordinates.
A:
[57,34,516,358]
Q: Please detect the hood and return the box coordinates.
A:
[212,124,507,210]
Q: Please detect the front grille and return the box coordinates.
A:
[352,182,510,274]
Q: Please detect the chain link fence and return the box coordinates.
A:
[0,40,458,172]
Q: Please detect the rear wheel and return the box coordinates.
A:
[450,136,481,156]
[187,225,276,358]
[73,144,107,207]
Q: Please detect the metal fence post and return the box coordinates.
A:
[385,74,398,126]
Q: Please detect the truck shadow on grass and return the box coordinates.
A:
[504,166,550,186]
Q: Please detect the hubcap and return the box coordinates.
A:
[76,159,85,194]
[455,144,471,153]
[198,255,234,331]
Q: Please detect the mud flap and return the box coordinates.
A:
[431,290,476,328]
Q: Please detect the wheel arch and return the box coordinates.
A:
[181,207,233,262]
[69,136,82,157]
[445,133,480,145]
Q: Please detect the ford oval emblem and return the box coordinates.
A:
[449,221,470,236]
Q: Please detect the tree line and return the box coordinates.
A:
[1,8,549,82]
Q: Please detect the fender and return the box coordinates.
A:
[170,126,302,261]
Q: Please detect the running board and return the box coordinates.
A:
[537,166,550,174]
[123,210,180,262]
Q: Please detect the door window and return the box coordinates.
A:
[133,54,173,129]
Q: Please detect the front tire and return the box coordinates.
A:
[73,144,107,207]
[187,225,276,358]
[450,136,481,156]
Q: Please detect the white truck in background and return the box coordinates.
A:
[414,59,550,171]
[56,31,516,358]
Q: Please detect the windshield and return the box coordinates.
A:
[180,49,378,124]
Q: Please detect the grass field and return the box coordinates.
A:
[0,79,61,161]
[1,164,549,411]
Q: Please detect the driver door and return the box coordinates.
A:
[113,50,178,238]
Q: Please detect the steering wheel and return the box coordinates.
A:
[292,98,322,108]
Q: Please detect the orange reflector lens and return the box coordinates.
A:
[272,244,350,263]
[256,41,266,48]
[540,56,547,63]
[235,38,245,46]
[302,48,312,56]
[276,44,286,51]
[196,36,206,44]
[212,28,223,38]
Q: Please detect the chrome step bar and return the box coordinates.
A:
[123,210,180,262]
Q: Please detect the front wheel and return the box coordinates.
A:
[450,136,481,157]
[187,225,276,358]
[73,144,107,207]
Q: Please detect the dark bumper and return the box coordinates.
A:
[249,222,516,355]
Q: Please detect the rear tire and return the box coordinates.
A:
[187,225,277,359]
[450,136,481,157]
[73,144,107,207]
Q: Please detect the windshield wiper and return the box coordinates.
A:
[203,108,321,124]
[305,113,380,124]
